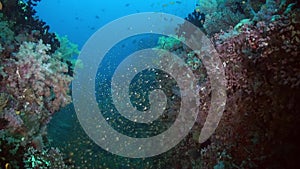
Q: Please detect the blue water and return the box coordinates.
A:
[47,33,183,168]
[95,34,174,138]
[35,0,194,48]
[38,1,193,168]
[1,0,298,168]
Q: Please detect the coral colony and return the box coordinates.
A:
[0,0,299,168]
[1,0,78,168]
[155,1,299,168]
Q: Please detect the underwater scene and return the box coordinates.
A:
[0,0,300,168]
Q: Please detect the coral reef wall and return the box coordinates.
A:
[156,0,300,168]
[0,1,78,168]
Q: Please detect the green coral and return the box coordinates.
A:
[234,18,252,32]
[52,34,82,70]
[0,13,15,44]
[195,0,255,36]
[23,147,51,168]
[155,35,203,71]
[23,147,67,169]
[196,0,218,14]
[204,8,246,36]
[156,35,185,50]
[53,34,79,60]
[186,51,202,70]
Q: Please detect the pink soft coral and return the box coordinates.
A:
[2,40,73,117]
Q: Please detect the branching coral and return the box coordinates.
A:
[52,34,81,76]
[3,40,72,114]
[54,34,79,60]
[23,146,67,169]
